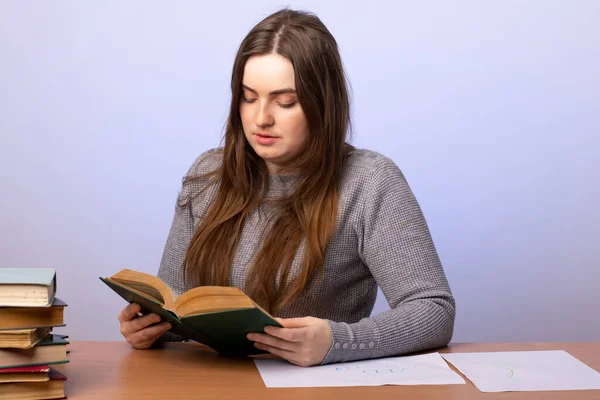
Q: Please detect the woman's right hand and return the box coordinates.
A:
[118,303,172,349]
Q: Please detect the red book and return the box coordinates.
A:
[0,365,50,374]
[48,367,67,381]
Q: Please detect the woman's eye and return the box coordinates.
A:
[278,102,297,109]
[241,97,257,103]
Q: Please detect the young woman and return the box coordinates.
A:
[118,8,455,367]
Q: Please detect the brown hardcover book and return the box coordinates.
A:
[0,334,69,369]
[0,298,66,329]
[0,327,51,349]
[0,367,66,400]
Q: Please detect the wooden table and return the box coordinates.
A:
[54,342,600,399]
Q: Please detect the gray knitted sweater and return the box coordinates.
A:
[157,147,455,364]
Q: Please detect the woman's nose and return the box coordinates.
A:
[254,104,274,128]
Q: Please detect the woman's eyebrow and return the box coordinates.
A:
[242,84,296,96]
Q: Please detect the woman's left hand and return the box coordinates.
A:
[247,316,332,367]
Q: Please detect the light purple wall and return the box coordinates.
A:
[1,1,598,342]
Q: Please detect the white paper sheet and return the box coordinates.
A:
[442,350,600,393]
[254,352,466,388]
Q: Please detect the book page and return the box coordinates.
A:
[173,286,252,316]
[254,352,465,388]
[110,269,174,306]
[442,350,600,392]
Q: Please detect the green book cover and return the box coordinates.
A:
[0,268,56,285]
[37,334,69,347]
[100,276,282,356]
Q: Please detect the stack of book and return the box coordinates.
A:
[0,268,69,400]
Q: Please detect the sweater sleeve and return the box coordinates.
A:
[322,156,455,364]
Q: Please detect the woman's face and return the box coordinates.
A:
[239,54,309,173]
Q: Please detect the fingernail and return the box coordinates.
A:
[164,322,172,330]
[152,315,160,323]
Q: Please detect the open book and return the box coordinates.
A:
[100,269,282,356]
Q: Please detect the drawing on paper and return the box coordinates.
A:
[334,364,417,374]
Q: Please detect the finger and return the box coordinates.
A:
[127,322,172,349]
[127,322,170,349]
[121,313,161,337]
[276,317,313,329]
[118,303,141,323]
[132,313,163,331]
[254,342,310,367]
[248,332,300,352]
[264,326,308,342]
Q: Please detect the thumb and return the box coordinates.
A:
[276,317,313,328]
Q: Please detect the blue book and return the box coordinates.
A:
[0,268,56,307]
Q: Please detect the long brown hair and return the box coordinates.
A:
[183,9,352,313]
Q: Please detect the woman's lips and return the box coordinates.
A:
[255,133,279,145]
